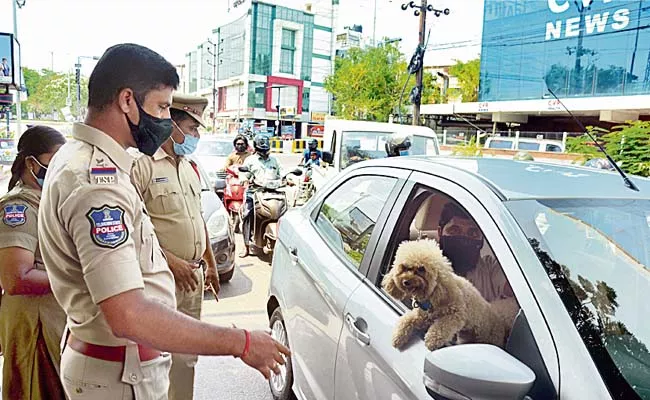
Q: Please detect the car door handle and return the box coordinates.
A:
[345,314,370,346]
[289,246,299,263]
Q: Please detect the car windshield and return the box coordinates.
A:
[339,131,434,169]
[508,199,650,400]
[196,140,232,157]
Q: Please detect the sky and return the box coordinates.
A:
[0,0,483,76]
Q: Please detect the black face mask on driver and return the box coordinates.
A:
[125,99,173,156]
[440,235,484,276]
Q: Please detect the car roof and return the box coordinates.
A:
[360,156,650,201]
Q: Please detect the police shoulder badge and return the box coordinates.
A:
[86,205,128,248]
[3,204,27,227]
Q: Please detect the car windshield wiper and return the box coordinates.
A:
[545,85,639,192]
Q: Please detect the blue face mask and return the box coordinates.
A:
[171,122,200,155]
[29,156,48,188]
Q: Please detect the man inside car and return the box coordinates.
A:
[437,202,514,302]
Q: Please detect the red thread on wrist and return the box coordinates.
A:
[241,330,251,359]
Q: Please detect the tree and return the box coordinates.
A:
[567,121,650,177]
[324,43,440,122]
[22,67,88,120]
[448,58,480,102]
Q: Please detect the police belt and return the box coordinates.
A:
[67,335,161,363]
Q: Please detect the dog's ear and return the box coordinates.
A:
[381,270,406,299]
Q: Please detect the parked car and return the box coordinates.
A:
[484,136,565,153]
[190,157,236,283]
[195,136,235,193]
[267,156,650,400]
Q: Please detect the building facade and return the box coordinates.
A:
[184,0,336,137]
[480,0,650,102]
[422,0,650,132]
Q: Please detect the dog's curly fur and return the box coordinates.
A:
[382,239,507,351]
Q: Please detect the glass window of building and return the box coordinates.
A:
[281,29,296,74]
[480,0,650,101]
[189,50,198,93]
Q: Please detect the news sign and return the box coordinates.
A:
[0,33,14,86]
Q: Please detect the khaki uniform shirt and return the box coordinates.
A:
[131,148,206,261]
[38,123,176,346]
[224,151,251,169]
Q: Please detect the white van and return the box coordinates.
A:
[484,137,565,153]
[310,119,440,192]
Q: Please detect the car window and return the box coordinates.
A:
[410,135,438,156]
[546,144,562,152]
[379,185,520,338]
[487,139,513,149]
[517,142,540,151]
[315,175,397,269]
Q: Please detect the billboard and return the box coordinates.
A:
[479,0,650,101]
[0,33,14,86]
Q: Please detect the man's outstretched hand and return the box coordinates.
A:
[241,330,291,380]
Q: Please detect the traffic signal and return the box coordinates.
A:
[75,68,81,84]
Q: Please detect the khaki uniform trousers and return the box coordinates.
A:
[168,267,204,400]
[60,345,172,400]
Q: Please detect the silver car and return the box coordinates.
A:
[267,156,650,400]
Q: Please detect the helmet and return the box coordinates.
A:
[253,135,271,153]
[385,134,412,157]
[308,138,318,151]
[513,151,534,161]
[233,134,248,147]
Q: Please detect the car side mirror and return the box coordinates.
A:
[424,344,535,400]
[292,168,303,176]
[214,178,227,191]
[322,151,333,164]
[238,166,250,173]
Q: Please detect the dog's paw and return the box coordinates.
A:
[391,332,411,350]
[424,331,447,351]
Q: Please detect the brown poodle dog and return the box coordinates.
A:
[382,239,507,351]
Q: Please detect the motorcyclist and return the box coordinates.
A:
[224,134,253,170]
[385,133,412,157]
[239,135,287,258]
[300,139,322,166]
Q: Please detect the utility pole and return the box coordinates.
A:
[372,0,377,46]
[75,55,100,121]
[12,0,25,139]
[401,1,449,126]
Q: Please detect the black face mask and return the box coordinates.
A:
[125,100,173,156]
[235,144,247,152]
[440,235,483,276]
[258,150,270,159]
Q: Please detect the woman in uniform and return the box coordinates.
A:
[0,125,66,399]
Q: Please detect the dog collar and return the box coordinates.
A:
[412,298,432,311]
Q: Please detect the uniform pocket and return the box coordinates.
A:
[148,184,183,215]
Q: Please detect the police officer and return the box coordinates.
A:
[224,134,252,170]
[0,126,67,400]
[131,94,220,400]
[38,43,289,399]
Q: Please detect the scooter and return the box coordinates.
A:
[222,165,245,233]
[239,166,302,257]
[292,164,315,207]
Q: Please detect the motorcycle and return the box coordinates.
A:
[292,164,315,207]
[222,165,245,233]
[238,166,302,257]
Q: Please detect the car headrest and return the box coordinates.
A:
[414,196,445,232]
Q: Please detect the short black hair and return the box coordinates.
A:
[439,201,471,229]
[87,43,179,110]
[170,109,194,124]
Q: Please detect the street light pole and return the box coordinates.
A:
[75,55,100,121]
[12,0,24,139]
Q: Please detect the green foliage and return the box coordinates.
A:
[324,43,441,122]
[451,136,483,157]
[567,121,650,177]
[22,67,88,120]
[448,58,480,102]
